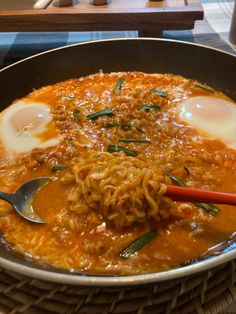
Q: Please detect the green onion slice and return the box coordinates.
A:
[165,171,187,187]
[138,104,161,111]
[165,171,219,215]
[193,84,214,93]
[105,122,144,133]
[119,230,157,259]
[51,165,67,172]
[114,76,125,94]
[72,109,79,118]
[107,144,138,157]
[61,95,75,100]
[119,138,151,143]
[196,203,219,215]
[150,89,167,97]
[87,109,115,120]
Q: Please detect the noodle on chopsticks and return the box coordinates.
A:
[65,152,173,228]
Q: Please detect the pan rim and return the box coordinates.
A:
[0,247,236,286]
[0,37,235,286]
[0,37,235,74]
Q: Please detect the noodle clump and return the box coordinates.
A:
[65,152,173,229]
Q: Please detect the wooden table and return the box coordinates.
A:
[0,0,203,37]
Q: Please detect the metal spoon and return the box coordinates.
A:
[0,177,50,224]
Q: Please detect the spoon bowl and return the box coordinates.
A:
[0,177,50,223]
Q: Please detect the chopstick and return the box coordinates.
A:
[166,185,236,206]
[34,0,53,9]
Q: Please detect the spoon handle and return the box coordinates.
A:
[166,185,236,205]
[0,191,14,205]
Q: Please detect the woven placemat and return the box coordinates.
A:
[1,261,236,314]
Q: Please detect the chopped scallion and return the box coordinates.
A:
[138,104,161,111]
[114,77,125,94]
[165,171,187,187]
[193,84,214,93]
[196,203,219,215]
[150,89,167,97]
[61,95,75,100]
[105,122,144,133]
[72,109,79,118]
[87,109,115,120]
[119,138,151,143]
[107,144,138,157]
[119,230,157,259]
[51,165,67,172]
[165,171,219,215]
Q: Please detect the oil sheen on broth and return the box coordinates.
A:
[0,72,236,275]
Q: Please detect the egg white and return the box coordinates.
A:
[179,96,236,149]
[0,100,60,155]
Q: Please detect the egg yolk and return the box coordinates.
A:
[180,97,232,122]
[0,100,60,155]
[35,120,59,142]
[179,96,236,148]
[10,106,46,131]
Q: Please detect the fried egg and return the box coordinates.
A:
[0,100,60,155]
[179,96,236,149]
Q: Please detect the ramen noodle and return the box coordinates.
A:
[0,71,236,275]
[66,152,172,229]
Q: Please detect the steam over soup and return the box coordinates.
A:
[0,72,236,275]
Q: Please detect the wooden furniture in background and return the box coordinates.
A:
[0,0,203,37]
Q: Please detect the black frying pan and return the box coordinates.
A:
[0,38,235,286]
